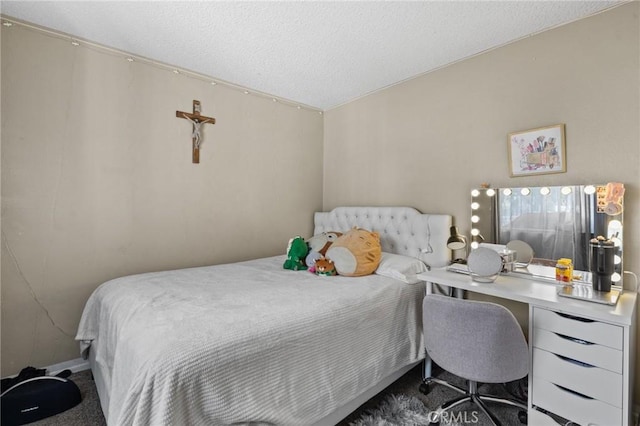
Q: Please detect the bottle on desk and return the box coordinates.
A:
[555,258,573,284]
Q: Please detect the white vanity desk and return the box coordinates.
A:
[417,268,637,425]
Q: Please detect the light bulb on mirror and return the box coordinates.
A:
[470,233,485,250]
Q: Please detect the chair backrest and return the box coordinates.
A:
[423,294,529,384]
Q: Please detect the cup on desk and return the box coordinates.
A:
[500,249,517,273]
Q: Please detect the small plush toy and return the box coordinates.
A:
[305,231,342,269]
[305,251,324,271]
[283,236,308,270]
[325,227,381,277]
[314,257,336,276]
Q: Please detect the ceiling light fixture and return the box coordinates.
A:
[71,40,80,46]
[173,69,180,74]
[126,57,134,62]
[2,21,13,27]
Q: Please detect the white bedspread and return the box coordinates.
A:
[76,255,425,425]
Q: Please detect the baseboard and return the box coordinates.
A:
[1,358,90,380]
[45,358,90,376]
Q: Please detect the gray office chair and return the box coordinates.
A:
[421,294,528,425]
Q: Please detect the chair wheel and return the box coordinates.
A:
[428,412,440,425]
[518,410,527,424]
[418,382,430,395]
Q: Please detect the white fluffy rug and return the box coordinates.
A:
[349,394,464,426]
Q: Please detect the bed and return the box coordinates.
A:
[76,206,451,425]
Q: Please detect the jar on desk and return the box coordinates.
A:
[500,249,517,272]
[555,258,573,283]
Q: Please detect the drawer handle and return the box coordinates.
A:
[554,332,594,345]
[553,383,595,400]
[554,353,595,368]
[555,312,595,323]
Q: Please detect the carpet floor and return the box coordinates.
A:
[30,364,526,425]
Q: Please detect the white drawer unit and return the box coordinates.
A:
[531,306,628,425]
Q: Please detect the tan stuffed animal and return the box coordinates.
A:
[326,227,381,277]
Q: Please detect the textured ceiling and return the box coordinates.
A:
[0,1,624,110]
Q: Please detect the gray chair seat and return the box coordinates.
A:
[421,294,529,425]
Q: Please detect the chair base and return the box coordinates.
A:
[421,377,527,426]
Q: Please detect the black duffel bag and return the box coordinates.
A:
[1,367,81,426]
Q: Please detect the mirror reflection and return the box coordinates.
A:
[470,184,624,285]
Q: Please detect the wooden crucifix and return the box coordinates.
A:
[176,100,216,163]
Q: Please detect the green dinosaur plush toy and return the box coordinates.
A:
[283,236,308,270]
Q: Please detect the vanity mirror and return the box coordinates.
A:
[470,184,624,286]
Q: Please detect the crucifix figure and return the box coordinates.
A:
[176,100,216,163]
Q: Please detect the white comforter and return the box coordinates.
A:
[76,255,425,425]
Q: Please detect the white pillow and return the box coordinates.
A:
[375,252,429,284]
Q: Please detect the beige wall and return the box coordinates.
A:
[0,25,324,376]
[325,2,640,401]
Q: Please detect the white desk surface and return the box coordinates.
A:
[417,268,637,326]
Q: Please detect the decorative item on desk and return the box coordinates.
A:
[506,240,535,266]
[467,247,503,283]
[500,249,517,272]
[446,226,467,264]
[589,237,615,292]
[597,182,625,216]
[555,258,573,284]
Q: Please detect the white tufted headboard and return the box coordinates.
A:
[314,207,452,269]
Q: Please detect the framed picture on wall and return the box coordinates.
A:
[507,124,566,177]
